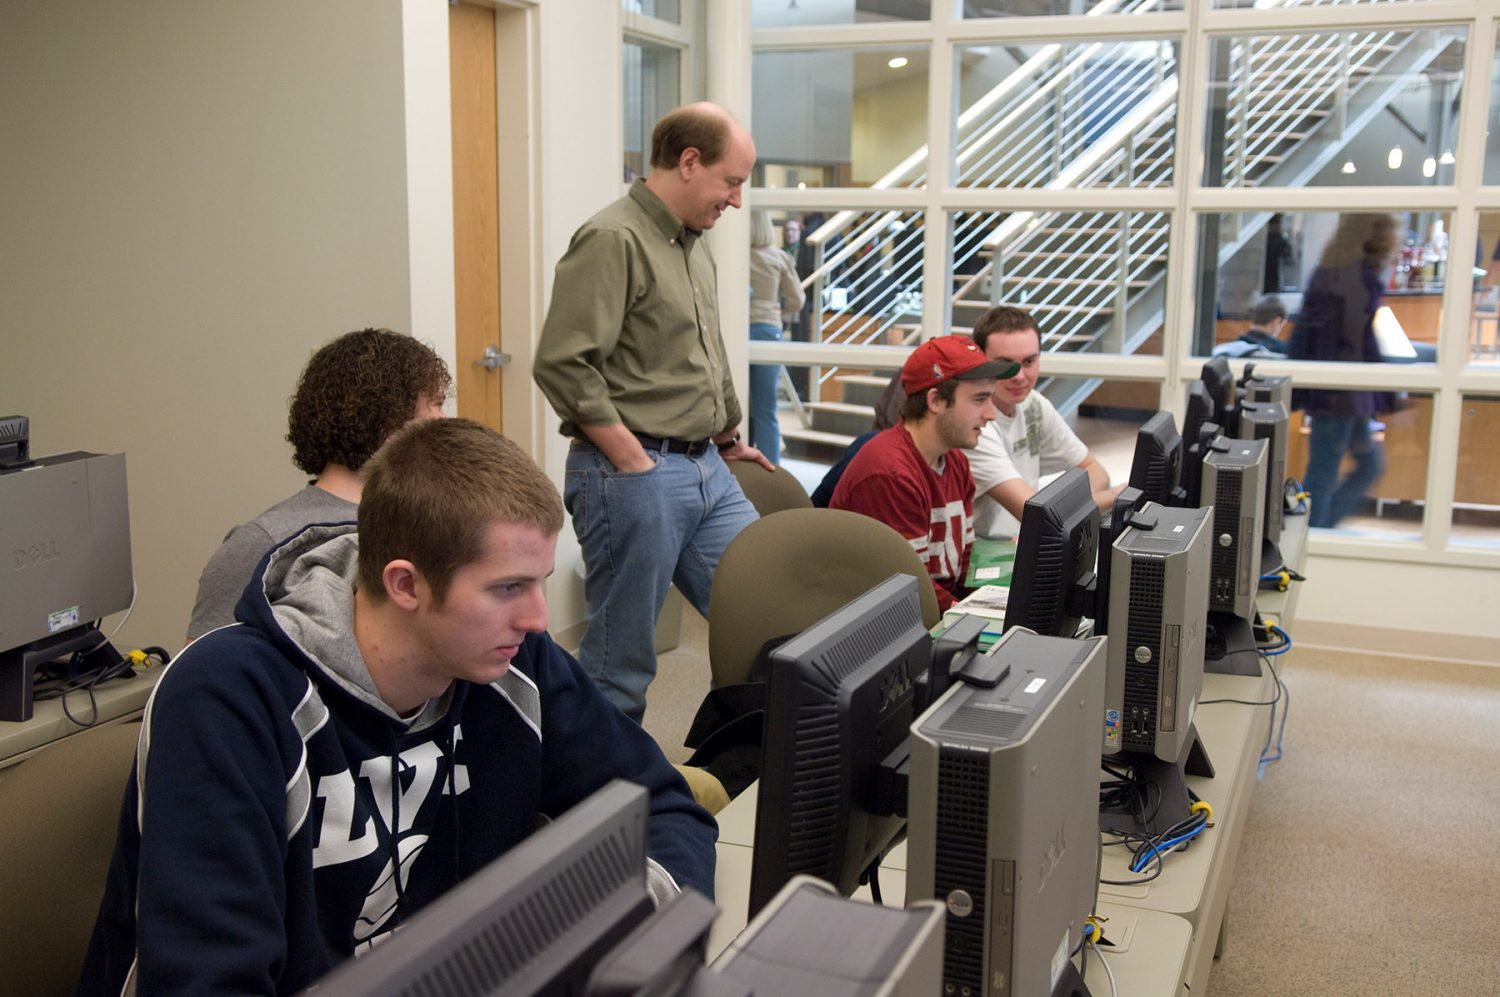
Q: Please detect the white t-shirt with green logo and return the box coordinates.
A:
[969,392,1088,539]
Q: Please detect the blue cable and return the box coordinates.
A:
[1129,820,1209,873]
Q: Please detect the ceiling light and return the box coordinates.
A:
[1341,160,1357,175]
[1387,145,1403,170]
[1439,149,1456,165]
[1422,156,1436,178]
[797,181,807,190]
[887,56,909,69]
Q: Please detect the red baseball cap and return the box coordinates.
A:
[900,335,1021,395]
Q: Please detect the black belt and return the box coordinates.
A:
[633,432,712,457]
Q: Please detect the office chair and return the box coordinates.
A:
[0,721,141,996]
[708,507,940,688]
[726,460,813,517]
[686,509,940,794]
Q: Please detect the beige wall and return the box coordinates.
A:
[0,0,444,652]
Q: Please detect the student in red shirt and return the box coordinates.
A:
[830,336,1018,610]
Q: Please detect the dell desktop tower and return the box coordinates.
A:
[906,629,1107,997]
[1236,401,1289,548]
[1202,437,1269,620]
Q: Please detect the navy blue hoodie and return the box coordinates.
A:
[79,523,716,995]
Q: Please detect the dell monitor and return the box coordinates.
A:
[748,573,931,918]
[311,780,656,996]
[1127,411,1182,508]
[1200,354,1237,427]
[906,627,1107,997]
[1003,468,1099,638]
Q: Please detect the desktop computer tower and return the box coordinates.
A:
[906,629,1106,997]
[1237,401,1288,545]
[1104,503,1210,765]
[1243,372,1291,408]
[1202,438,1268,619]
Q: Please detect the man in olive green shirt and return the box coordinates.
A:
[534,102,770,723]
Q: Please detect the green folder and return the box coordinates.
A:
[965,537,1017,589]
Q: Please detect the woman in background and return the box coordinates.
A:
[1289,212,1401,529]
[748,210,806,464]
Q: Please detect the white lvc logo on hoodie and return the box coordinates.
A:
[310,727,471,946]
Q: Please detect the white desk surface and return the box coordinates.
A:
[0,665,160,769]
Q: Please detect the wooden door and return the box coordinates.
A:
[450,2,503,429]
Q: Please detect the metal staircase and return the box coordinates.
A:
[776,1,1454,460]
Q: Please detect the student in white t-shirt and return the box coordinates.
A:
[967,306,1124,538]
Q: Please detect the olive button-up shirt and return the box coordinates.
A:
[533,180,741,441]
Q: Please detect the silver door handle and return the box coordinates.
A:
[473,345,511,371]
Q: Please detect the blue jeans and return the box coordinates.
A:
[748,322,784,465]
[563,443,759,723]
[1303,415,1386,529]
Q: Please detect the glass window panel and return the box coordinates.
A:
[1474,212,1500,367]
[964,0,1181,17]
[1201,27,1465,189]
[624,0,680,22]
[752,47,928,189]
[1452,396,1500,548]
[1213,0,1444,8]
[1488,29,1500,185]
[752,0,930,29]
[623,39,680,185]
[948,209,1168,356]
[954,40,1177,189]
[1192,210,1448,365]
[1287,391,1431,540]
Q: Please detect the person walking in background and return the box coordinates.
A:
[748,210,805,464]
[1289,212,1402,529]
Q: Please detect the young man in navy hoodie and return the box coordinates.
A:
[80,418,716,995]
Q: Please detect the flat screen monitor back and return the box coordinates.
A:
[1003,467,1099,638]
[311,780,654,997]
[749,573,930,918]
[1127,411,1182,507]
[1200,354,1236,427]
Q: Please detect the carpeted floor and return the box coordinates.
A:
[641,614,1500,994]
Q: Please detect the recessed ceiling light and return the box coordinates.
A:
[1341,160,1357,174]
[887,56,909,69]
[1387,145,1403,170]
[1422,156,1436,178]
[1439,149,1456,165]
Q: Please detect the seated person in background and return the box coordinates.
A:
[809,375,902,508]
[81,418,716,995]
[968,306,1124,539]
[1213,294,1291,358]
[830,336,1017,611]
[186,328,451,641]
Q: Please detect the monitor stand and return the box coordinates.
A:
[0,625,125,723]
[1052,956,1095,997]
[1204,611,1262,676]
[1100,723,1214,837]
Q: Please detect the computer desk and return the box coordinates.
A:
[708,514,1310,994]
[0,666,161,770]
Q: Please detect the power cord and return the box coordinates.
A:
[33,644,170,728]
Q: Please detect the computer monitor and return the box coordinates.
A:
[1181,379,1216,455]
[1003,468,1099,638]
[1,449,134,722]
[311,780,656,996]
[748,573,931,918]
[1200,354,1237,427]
[906,628,1107,997]
[1127,411,1182,507]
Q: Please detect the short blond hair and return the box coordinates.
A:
[357,419,563,602]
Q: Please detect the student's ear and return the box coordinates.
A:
[926,386,945,416]
[382,560,423,611]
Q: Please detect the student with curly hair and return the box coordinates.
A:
[186,328,451,641]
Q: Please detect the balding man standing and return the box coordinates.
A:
[534,102,768,724]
